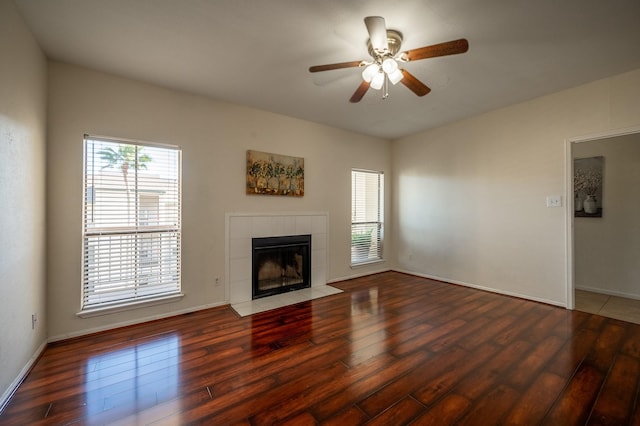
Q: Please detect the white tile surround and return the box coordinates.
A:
[226,212,339,315]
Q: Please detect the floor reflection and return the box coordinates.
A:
[84,333,180,420]
[347,288,388,366]
[351,288,379,315]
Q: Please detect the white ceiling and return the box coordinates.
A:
[14,0,640,140]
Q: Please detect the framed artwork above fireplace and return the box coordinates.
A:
[246,150,304,197]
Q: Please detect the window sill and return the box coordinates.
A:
[351,259,385,268]
[76,293,184,318]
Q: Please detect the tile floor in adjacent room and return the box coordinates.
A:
[575,289,640,325]
[231,285,343,316]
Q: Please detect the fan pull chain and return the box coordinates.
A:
[382,74,389,100]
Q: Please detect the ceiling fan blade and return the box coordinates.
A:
[403,38,469,61]
[400,69,431,96]
[350,80,370,103]
[364,16,388,53]
[309,60,363,73]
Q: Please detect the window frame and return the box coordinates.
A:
[79,135,183,317]
[351,168,384,266]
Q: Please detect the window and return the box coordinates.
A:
[81,136,182,313]
[351,169,384,265]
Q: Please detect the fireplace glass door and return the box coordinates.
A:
[252,235,311,299]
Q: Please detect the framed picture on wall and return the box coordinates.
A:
[246,150,304,197]
[574,156,603,217]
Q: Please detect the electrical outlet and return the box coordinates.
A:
[215,277,220,286]
[32,313,37,329]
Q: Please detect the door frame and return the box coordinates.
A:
[565,125,640,309]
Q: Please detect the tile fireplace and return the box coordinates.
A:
[226,213,328,304]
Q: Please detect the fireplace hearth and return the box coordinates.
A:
[252,234,311,299]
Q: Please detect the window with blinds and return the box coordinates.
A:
[351,169,384,265]
[82,136,182,312]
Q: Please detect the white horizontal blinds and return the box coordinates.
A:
[351,169,384,264]
[82,137,181,310]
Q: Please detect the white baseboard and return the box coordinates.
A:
[48,301,229,343]
[327,267,392,285]
[0,339,48,413]
[393,268,567,308]
[48,268,570,342]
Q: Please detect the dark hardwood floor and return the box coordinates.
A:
[2,271,640,425]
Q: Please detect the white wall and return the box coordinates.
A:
[0,0,47,404]
[392,68,640,306]
[46,62,391,339]
[573,133,640,298]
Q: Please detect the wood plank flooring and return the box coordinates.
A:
[3,271,640,425]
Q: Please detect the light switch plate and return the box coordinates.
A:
[546,195,562,207]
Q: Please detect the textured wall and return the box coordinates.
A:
[0,0,47,403]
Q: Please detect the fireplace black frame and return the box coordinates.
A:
[252,234,311,300]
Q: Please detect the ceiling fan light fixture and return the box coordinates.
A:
[309,16,468,102]
[388,68,404,84]
[370,71,385,90]
[361,64,379,83]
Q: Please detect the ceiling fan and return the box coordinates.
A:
[309,16,469,103]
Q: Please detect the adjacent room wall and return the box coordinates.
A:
[46,62,391,339]
[391,68,640,306]
[0,0,47,404]
[573,133,640,298]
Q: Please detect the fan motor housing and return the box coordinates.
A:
[367,29,403,58]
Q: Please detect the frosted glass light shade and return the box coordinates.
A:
[362,64,379,83]
[370,72,385,90]
[388,68,404,84]
[381,58,398,74]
